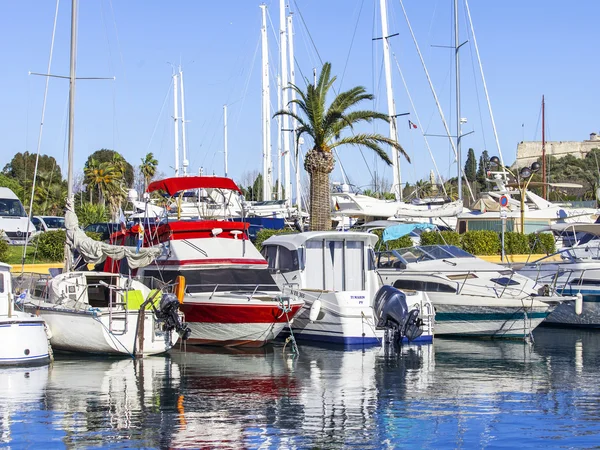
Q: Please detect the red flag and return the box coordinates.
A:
[408,120,417,129]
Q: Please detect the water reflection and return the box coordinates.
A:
[3,329,600,448]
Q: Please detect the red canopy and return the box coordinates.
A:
[146,176,242,196]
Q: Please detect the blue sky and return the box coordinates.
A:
[0,0,597,193]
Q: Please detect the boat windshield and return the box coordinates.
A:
[392,245,475,264]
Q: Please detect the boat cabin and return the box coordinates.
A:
[261,231,378,293]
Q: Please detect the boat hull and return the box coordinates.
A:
[0,316,50,365]
[545,291,600,327]
[30,306,176,356]
[432,301,554,338]
[180,296,303,347]
[284,290,434,346]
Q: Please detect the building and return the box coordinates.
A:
[515,132,600,167]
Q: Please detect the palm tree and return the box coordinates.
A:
[274,62,410,231]
[84,158,120,207]
[140,153,158,191]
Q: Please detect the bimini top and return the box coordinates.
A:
[536,223,600,237]
[263,231,378,251]
[147,176,242,196]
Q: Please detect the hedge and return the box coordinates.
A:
[420,230,461,247]
[31,230,104,262]
[502,232,530,255]
[461,230,501,256]
[0,240,8,262]
[528,232,556,254]
[254,228,295,250]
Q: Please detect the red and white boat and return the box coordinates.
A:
[108,176,303,347]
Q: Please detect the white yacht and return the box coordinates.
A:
[376,243,568,338]
[0,263,51,365]
[261,231,434,345]
[518,223,600,327]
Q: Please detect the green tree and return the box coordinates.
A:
[465,148,477,182]
[2,152,62,184]
[84,158,121,207]
[476,150,490,187]
[85,149,133,187]
[140,152,158,191]
[274,62,409,231]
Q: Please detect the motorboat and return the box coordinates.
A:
[110,176,304,348]
[375,225,569,338]
[20,201,189,356]
[518,223,600,327]
[261,231,434,345]
[0,263,51,365]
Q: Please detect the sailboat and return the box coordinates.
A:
[331,0,468,230]
[21,0,189,356]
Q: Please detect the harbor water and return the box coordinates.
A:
[2,327,600,449]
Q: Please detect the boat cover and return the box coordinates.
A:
[146,176,242,196]
[65,200,162,269]
[382,223,436,242]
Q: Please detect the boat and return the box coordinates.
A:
[261,230,434,345]
[518,223,600,327]
[110,176,304,348]
[21,200,189,356]
[0,263,51,365]
[375,225,569,338]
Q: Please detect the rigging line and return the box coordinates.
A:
[465,0,504,167]
[23,0,61,271]
[533,100,542,142]
[233,34,261,132]
[399,0,475,202]
[340,0,366,88]
[391,50,447,196]
[145,79,174,155]
[100,0,119,155]
[292,0,323,66]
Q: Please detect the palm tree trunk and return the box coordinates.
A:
[305,149,335,231]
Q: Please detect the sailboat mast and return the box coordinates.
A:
[379,0,402,201]
[260,4,272,201]
[179,69,189,176]
[67,0,78,200]
[173,73,180,177]
[542,95,546,199]
[65,0,78,272]
[223,104,228,177]
[455,0,463,202]
[288,12,302,214]
[280,0,291,206]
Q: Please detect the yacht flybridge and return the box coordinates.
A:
[110,176,304,347]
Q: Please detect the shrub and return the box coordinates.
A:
[0,239,9,262]
[461,230,500,255]
[254,228,295,250]
[420,230,461,247]
[528,232,555,255]
[370,229,413,250]
[502,232,529,254]
[34,230,66,261]
[75,202,108,228]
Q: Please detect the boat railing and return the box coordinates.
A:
[178,283,281,301]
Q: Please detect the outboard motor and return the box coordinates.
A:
[373,285,423,349]
[155,293,191,341]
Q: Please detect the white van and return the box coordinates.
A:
[0,187,35,245]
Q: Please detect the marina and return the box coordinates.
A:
[1,0,600,447]
[1,328,600,448]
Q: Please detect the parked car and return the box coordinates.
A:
[31,216,65,233]
[0,187,35,245]
[83,222,121,241]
